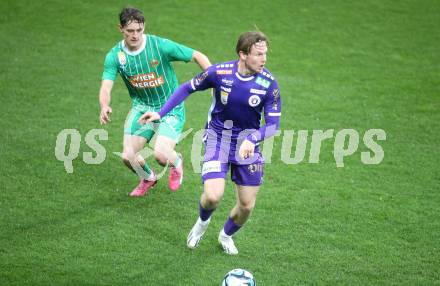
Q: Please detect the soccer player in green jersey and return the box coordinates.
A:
[99,7,211,196]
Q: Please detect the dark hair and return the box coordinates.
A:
[236,31,269,55]
[119,7,145,27]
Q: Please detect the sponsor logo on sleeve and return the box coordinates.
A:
[194,71,209,86]
[272,88,280,110]
[273,88,280,99]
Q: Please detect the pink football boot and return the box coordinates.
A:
[168,154,183,192]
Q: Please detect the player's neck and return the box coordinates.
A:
[124,37,144,52]
[237,61,255,76]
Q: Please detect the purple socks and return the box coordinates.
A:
[199,203,215,221]
[223,217,242,236]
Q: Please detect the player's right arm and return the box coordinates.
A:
[99,79,114,124]
[99,49,119,124]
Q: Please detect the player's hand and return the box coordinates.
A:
[100,105,112,125]
[138,112,161,124]
[239,139,256,159]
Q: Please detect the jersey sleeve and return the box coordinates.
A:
[189,65,217,91]
[158,66,217,117]
[101,51,118,81]
[264,80,282,119]
[161,38,194,62]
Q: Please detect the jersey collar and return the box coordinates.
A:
[121,34,147,56]
[234,60,255,81]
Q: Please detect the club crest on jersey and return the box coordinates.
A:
[150,59,159,67]
[248,95,261,107]
[118,51,126,66]
[255,77,270,88]
[221,91,229,105]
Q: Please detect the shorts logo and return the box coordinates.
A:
[221,91,229,105]
[248,95,261,107]
[248,163,263,174]
[164,115,178,125]
[221,78,234,86]
[150,59,159,67]
[118,51,126,65]
[255,77,270,88]
[202,161,221,176]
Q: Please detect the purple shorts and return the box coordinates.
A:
[201,130,264,186]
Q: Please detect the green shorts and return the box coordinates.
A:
[124,107,185,143]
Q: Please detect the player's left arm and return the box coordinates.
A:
[240,81,282,159]
[192,50,212,71]
[161,38,211,70]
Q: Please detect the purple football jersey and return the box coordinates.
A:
[190,60,282,142]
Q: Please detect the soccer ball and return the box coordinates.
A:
[221,268,256,286]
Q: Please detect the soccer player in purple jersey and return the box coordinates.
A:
[139,31,281,255]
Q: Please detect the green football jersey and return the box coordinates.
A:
[102,34,194,114]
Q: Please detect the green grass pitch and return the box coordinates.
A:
[1,0,439,285]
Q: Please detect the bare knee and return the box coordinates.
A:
[203,191,222,208]
[121,152,133,165]
[238,201,255,215]
[154,150,168,166]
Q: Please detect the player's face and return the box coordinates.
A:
[120,21,145,51]
[243,41,267,74]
